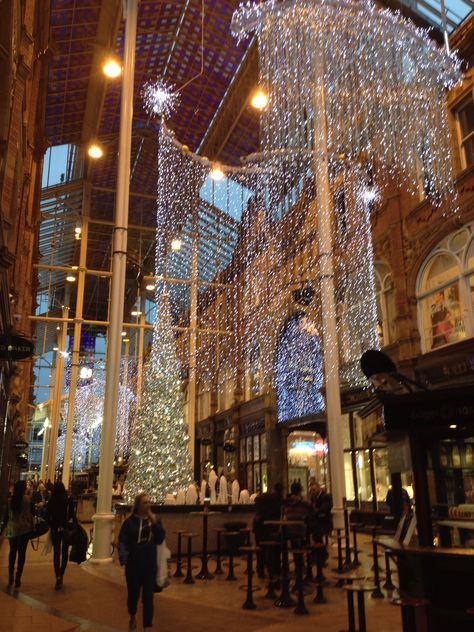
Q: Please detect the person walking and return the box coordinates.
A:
[1,480,34,588]
[45,482,76,590]
[119,493,165,631]
[309,481,333,566]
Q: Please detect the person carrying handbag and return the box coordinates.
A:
[0,480,34,588]
[119,493,165,631]
[45,482,76,590]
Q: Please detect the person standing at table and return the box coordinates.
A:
[309,481,332,564]
[45,482,76,590]
[253,483,283,578]
[1,480,34,588]
[283,481,311,546]
[119,493,165,631]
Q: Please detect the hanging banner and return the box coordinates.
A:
[0,335,34,360]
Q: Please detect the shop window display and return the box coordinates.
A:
[287,431,328,497]
[240,432,267,494]
[417,223,474,351]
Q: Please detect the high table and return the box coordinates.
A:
[190,510,220,580]
[265,519,305,608]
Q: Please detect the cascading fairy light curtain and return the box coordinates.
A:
[147,122,383,417]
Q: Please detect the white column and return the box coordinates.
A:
[62,191,89,487]
[313,59,346,530]
[47,304,69,480]
[187,205,198,471]
[92,0,138,562]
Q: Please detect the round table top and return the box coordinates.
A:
[264,519,306,526]
[189,511,221,516]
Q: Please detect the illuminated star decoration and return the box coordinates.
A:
[143,79,179,118]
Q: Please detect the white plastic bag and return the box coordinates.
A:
[41,531,53,556]
[156,540,171,588]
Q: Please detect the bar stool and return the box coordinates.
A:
[350,522,363,567]
[343,584,375,632]
[343,507,353,568]
[239,546,260,610]
[382,550,396,590]
[183,533,197,585]
[370,527,384,599]
[334,572,366,587]
[214,528,225,575]
[399,596,430,632]
[173,530,187,578]
[260,541,280,599]
[335,529,345,585]
[292,549,309,615]
[224,531,239,581]
[240,528,252,572]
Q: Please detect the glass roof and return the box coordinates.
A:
[403,0,474,32]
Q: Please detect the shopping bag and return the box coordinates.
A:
[155,540,171,591]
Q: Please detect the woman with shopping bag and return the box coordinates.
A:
[0,480,34,588]
[119,493,165,631]
[45,482,76,590]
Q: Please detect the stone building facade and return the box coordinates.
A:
[0,1,50,500]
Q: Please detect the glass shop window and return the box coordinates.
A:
[240,433,268,494]
[416,224,474,352]
[455,96,474,170]
[245,343,262,400]
[198,380,211,421]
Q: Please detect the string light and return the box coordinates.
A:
[143,79,179,117]
[250,88,269,110]
[56,360,134,466]
[130,0,462,493]
[103,58,122,78]
[124,293,192,504]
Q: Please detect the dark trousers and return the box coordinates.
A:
[51,530,69,578]
[125,564,155,628]
[8,534,29,580]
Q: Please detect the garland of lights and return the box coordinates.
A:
[124,291,193,504]
[138,0,461,432]
[56,361,135,467]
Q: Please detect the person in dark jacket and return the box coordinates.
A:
[119,493,165,631]
[253,483,283,578]
[45,482,76,590]
[309,481,333,566]
[1,480,34,588]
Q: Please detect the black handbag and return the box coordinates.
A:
[29,517,49,550]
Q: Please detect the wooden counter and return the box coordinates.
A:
[377,538,474,631]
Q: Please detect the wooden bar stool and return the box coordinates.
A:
[214,527,225,575]
[310,542,328,603]
[292,549,309,615]
[183,533,197,585]
[239,546,260,610]
[335,529,344,585]
[240,528,252,572]
[343,584,375,632]
[173,530,187,578]
[224,531,239,581]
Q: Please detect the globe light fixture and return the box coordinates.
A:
[171,238,182,251]
[103,58,122,78]
[145,283,155,291]
[210,164,225,181]
[250,88,268,110]
[87,144,104,159]
[66,274,76,282]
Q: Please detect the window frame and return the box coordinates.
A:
[454,94,474,172]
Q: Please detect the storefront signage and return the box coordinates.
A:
[380,387,474,431]
[0,335,34,360]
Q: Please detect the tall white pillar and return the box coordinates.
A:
[313,60,345,530]
[62,191,89,487]
[92,0,138,562]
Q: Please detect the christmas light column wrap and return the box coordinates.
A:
[124,292,192,504]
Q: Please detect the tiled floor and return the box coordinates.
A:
[0,530,403,631]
